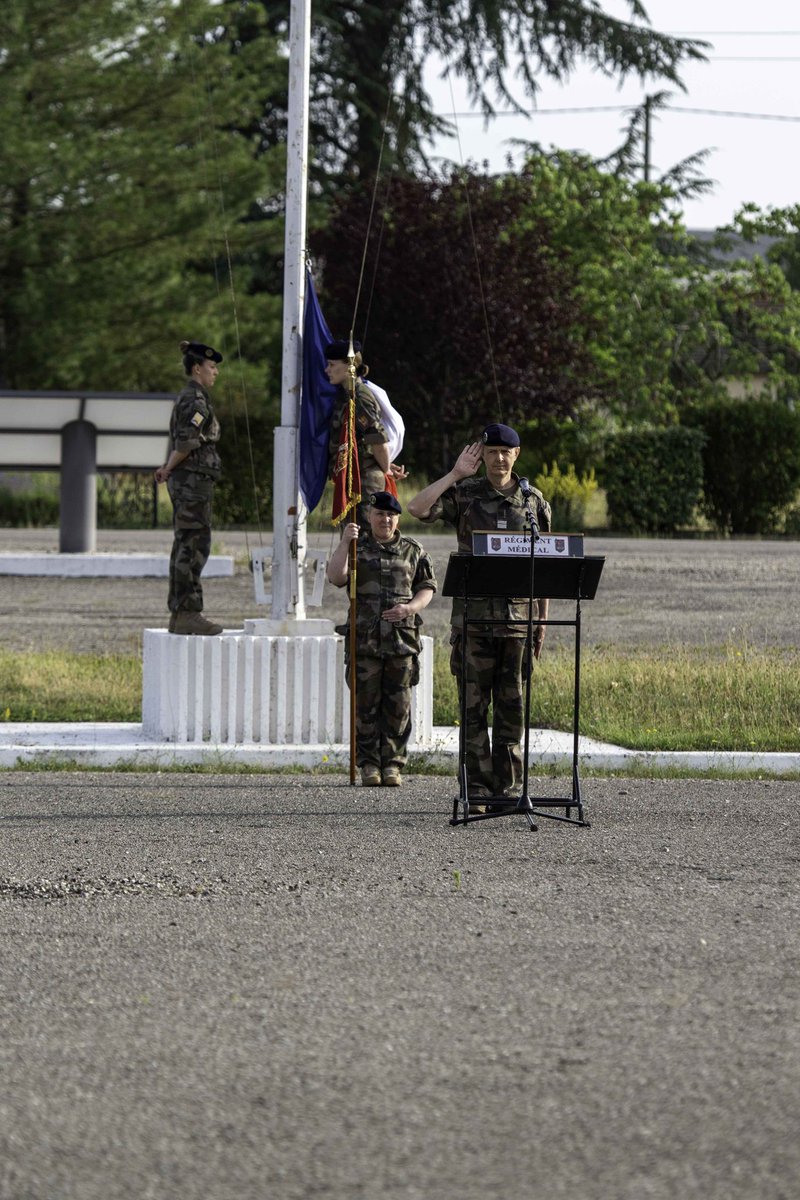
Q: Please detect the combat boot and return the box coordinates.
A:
[361,767,381,786]
[382,769,402,787]
[172,611,223,636]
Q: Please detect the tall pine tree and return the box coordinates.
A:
[0,0,283,392]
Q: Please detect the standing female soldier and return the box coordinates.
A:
[326,491,437,786]
[155,340,223,636]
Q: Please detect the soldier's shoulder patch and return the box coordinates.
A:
[190,411,205,428]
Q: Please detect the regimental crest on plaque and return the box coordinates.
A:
[491,536,502,552]
[555,538,565,553]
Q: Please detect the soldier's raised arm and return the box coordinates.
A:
[406,442,484,519]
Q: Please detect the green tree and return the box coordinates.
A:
[312,166,592,471]
[514,152,800,426]
[0,0,283,396]
[730,203,800,294]
[222,0,706,187]
[315,150,800,485]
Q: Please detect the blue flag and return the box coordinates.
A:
[299,268,338,512]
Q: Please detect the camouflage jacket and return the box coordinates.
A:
[328,381,388,498]
[170,381,222,480]
[344,530,437,658]
[420,474,551,636]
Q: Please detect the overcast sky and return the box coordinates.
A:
[423,0,800,230]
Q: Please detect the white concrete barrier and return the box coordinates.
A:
[142,629,434,747]
[0,553,233,577]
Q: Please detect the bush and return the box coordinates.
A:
[0,480,59,527]
[97,473,171,529]
[518,410,607,478]
[212,411,273,528]
[534,462,598,530]
[683,396,800,534]
[600,426,705,533]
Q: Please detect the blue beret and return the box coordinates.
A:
[369,490,402,514]
[325,338,362,360]
[185,341,223,364]
[482,423,520,448]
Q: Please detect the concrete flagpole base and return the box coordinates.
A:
[142,629,434,747]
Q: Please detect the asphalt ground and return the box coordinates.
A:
[2,530,800,1198]
[2,771,799,1200]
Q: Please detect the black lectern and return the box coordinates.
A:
[442,549,604,830]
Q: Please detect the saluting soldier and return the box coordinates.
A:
[326,491,437,787]
[407,423,551,803]
[154,340,224,636]
[325,339,391,529]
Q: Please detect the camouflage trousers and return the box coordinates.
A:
[450,632,527,799]
[346,652,419,771]
[167,472,214,614]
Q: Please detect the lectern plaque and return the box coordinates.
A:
[471,531,584,558]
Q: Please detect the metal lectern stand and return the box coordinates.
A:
[442,551,605,831]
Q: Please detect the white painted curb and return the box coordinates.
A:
[0,722,798,775]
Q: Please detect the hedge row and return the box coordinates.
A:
[600,397,800,535]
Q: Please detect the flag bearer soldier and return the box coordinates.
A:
[326,491,437,787]
[407,424,551,803]
[155,340,224,636]
[325,339,391,529]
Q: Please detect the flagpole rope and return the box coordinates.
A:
[187,21,266,553]
[359,159,395,354]
[349,91,397,345]
[446,75,503,418]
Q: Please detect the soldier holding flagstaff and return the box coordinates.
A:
[326,491,436,787]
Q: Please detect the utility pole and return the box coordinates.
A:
[643,94,652,183]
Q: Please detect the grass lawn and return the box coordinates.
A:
[3,641,800,752]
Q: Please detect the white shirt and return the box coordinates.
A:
[364,379,404,462]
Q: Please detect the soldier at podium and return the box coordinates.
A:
[406,424,551,802]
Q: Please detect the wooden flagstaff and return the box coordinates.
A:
[346,333,359,785]
[348,532,358,784]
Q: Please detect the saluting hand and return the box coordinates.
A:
[452,442,483,481]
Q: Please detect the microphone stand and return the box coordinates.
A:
[466,482,540,830]
[517,488,539,829]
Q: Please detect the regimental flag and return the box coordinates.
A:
[331,384,361,525]
[300,266,401,513]
[299,268,338,513]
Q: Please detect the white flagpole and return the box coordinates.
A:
[271,0,311,622]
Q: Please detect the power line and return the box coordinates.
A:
[670,106,800,122]
[668,31,800,36]
[444,105,800,123]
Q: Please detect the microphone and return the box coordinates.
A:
[518,476,538,534]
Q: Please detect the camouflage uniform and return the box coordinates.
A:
[328,381,388,529]
[167,380,221,615]
[342,530,436,773]
[420,475,551,798]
